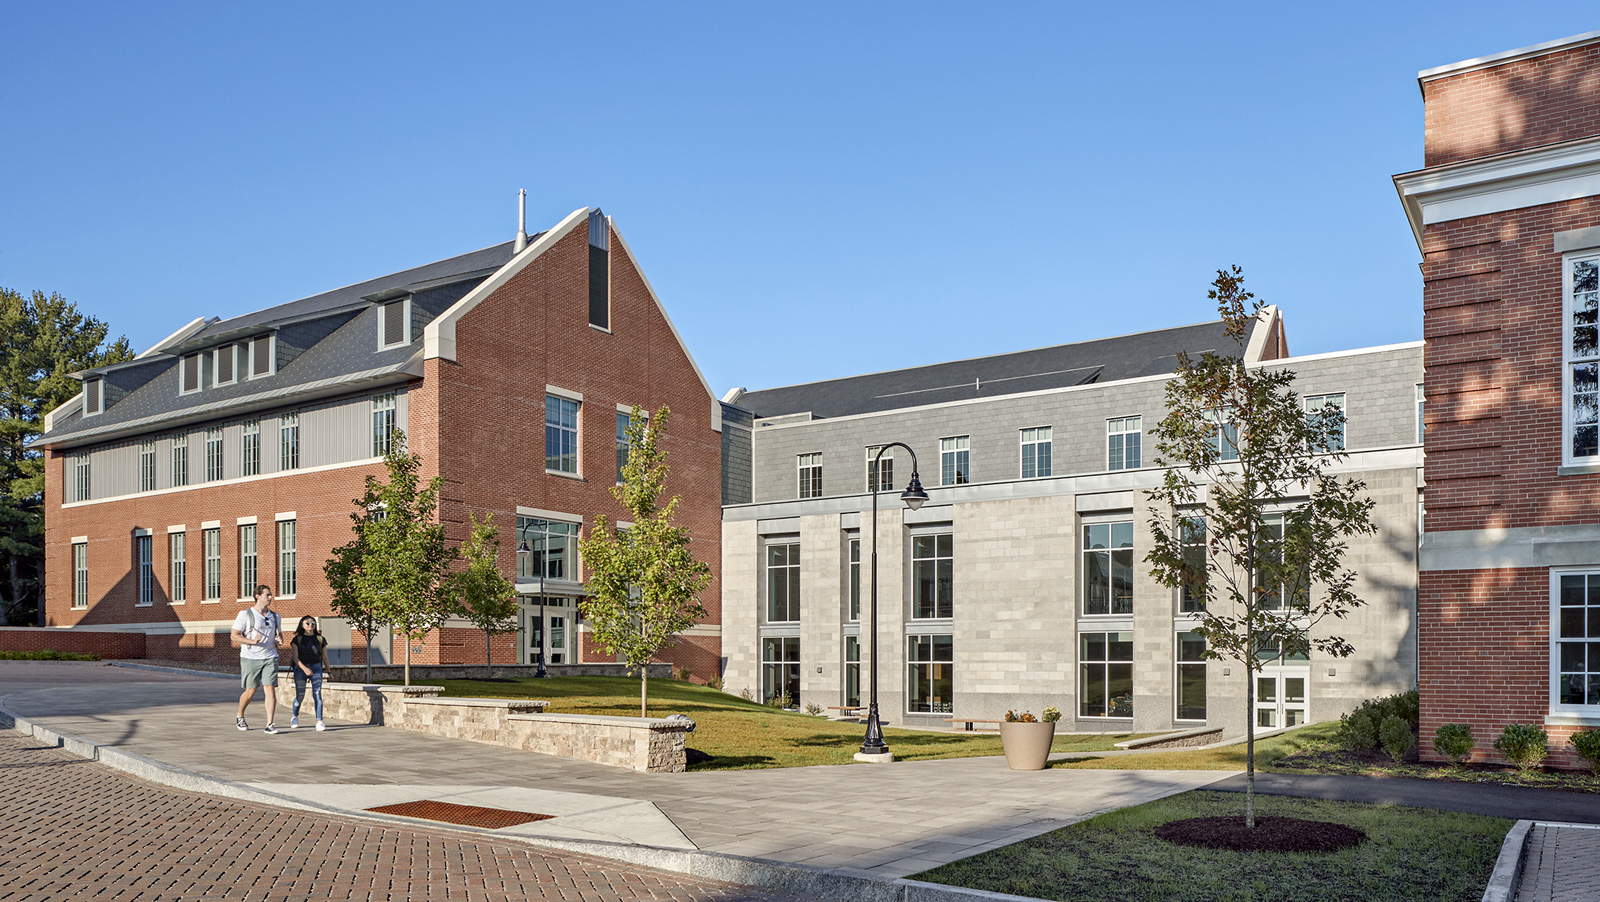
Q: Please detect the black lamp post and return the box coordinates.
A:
[858,442,928,761]
[516,533,549,678]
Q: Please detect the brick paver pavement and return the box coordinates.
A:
[0,731,813,902]
[1517,823,1600,902]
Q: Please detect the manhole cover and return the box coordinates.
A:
[365,799,553,829]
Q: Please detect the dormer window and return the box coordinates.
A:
[83,378,103,417]
[180,353,204,395]
[379,299,411,349]
[249,334,275,379]
[213,344,238,386]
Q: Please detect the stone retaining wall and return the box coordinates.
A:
[506,712,690,773]
[1115,726,1225,750]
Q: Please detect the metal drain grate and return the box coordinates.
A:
[365,799,553,829]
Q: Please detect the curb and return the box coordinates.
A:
[107,661,233,679]
[1481,820,1531,902]
[0,699,1045,902]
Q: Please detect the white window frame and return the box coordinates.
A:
[168,530,186,605]
[72,452,91,502]
[139,440,156,492]
[71,541,88,609]
[135,533,152,606]
[1304,392,1347,453]
[1563,250,1600,467]
[797,452,822,499]
[1107,415,1143,471]
[204,427,223,482]
[1175,630,1207,722]
[939,435,970,486]
[202,527,221,602]
[280,412,300,471]
[1415,383,1425,445]
[277,518,297,598]
[248,334,276,379]
[1550,568,1600,715]
[1207,408,1240,462]
[1020,426,1052,479]
[378,298,412,350]
[212,344,238,387]
[372,392,396,457]
[82,378,103,417]
[545,393,580,475]
[171,433,189,487]
[238,524,257,600]
[179,353,203,396]
[866,446,894,494]
[241,419,260,477]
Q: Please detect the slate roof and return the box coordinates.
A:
[39,239,523,448]
[732,319,1252,420]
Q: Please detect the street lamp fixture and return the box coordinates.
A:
[516,535,549,678]
[857,442,927,763]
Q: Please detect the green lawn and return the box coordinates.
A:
[394,676,1146,770]
[913,790,1512,902]
[1052,720,1343,770]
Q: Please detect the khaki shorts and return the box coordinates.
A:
[240,656,279,689]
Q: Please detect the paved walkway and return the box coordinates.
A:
[0,661,1227,881]
[1518,823,1600,902]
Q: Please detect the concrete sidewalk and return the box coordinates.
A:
[0,661,1227,883]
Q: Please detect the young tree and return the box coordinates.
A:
[1145,267,1377,828]
[0,289,132,625]
[324,510,385,683]
[345,430,457,686]
[579,405,712,717]
[451,512,518,675]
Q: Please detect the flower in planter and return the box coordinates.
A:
[1005,710,1038,723]
[1042,706,1062,723]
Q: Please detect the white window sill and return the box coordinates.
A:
[135,602,152,608]
[277,595,296,601]
[1544,712,1600,727]
[546,469,584,481]
[201,599,221,604]
[1557,464,1600,477]
[168,601,185,606]
[589,324,612,334]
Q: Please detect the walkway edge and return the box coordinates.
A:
[1481,819,1531,902]
[0,698,1049,902]
[106,661,233,679]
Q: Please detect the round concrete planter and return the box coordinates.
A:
[999,720,1057,770]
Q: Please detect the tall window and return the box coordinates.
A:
[940,436,970,486]
[239,525,257,599]
[202,528,221,601]
[615,412,632,482]
[866,446,893,493]
[135,535,152,605]
[797,453,822,499]
[1108,416,1142,470]
[907,634,953,714]
[1256,513,1307,612]
[1415,384,1425,445]
[1556,573,1600,708]
[171,433,188,487]
[241,419,260,477]
[73,452,91,502]
[139,441,156,492]
[545,395,579,473]
[1176,631,1207,721]
[516,517,578,581]
[1020,427,1052,479]
[911,533,953,619]
[1304,393,1346,452]
[766,543,800,622]
[1083,521,1134,615]
[1179,516,1207,613]
[277,519,297,597]
[205,427,223,482]
[848,538,860,621]
[372,392,396,456]
[1566,254,1600,462]
[71,542,87,609]
[280,413,300,470]
[1080,632,1133,718]
[1207,409,1239,462]
[844,636,861,707]
[169,532,186,604]
[762,636,800,706]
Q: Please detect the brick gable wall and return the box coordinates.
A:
[1424,41,1600,167]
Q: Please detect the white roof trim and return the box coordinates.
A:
[140,317,210,358]
[1418,30,1600,88]
[424,207,591,362]
[44,392,82,433]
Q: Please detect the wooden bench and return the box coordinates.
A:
[944,717,1003,732]
[826,706,868,719]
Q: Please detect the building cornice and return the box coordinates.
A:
[1416,29,1600,91]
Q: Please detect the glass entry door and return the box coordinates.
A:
[1255,668,1309,729]
[521,597,572,666]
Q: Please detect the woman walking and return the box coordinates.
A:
[287,616,328,731]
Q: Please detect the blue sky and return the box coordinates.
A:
[5,4,1596,395]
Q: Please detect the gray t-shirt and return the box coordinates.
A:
[233,608,280,660]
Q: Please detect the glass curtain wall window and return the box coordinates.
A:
[71,542,87,608]
[171,434,188,486]
[1080,632,1133,718]
[1176,631,1207,720]
[1108,416,1142,470]
[202,528,221,600]
[1207,409,1240,462]
[1557,573,1600,707]
[1304,393,1346,452]
[1179,517,1206,612]
[1083,522,1134,615]
[1020,427,1052,478]
[239,525,257,598]
[241,419,260,477]
[372,392,396,456]
[1415,384,1425,444]
[205,428,223,482]
[1255,513,1308,612]
[762,636,800,706]
[280,413,300,470]
[135,535,152,605]
[515,517,579,581]
[911,533,953,619]
[73,453,90,502]
[277,520,297,596]
[766,543,800,622]
[907,634,953,714]
[169,533,186,603]
[848,538,861,621]
[865,446,893,493]
[797,453,822,499]
[1567,254,1600,461]
[545,395,579,473]
[940,436,970,486]
[139,441,156,492]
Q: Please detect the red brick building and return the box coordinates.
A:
[29,206,725,676]
[1396,31,1600,767]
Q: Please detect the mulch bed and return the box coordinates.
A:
[1155,816,1366,852]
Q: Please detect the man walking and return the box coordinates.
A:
[232,584,282,733]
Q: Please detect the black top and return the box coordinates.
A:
[293,633,326,666]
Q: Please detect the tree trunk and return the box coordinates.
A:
[363,630,373,683]
[485,630,493,681]
[404,632,411,687]
[1245,666,1256,829]
[1,556,18,626]
[641,664,648,718]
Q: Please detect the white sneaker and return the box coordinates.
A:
[235,716,248,731]
[264,723,278,735]
[315,721,326,732]
[289,717,299,729]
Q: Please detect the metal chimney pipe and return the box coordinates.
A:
[514,189,528,253]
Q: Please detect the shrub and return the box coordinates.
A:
[1339,708,1380,752]
[766,692,793,710]
[1004,710,1037,723]
[0,650,98,661]
[1570,729,1600,776]
[1494,724,1549,773]
[1041,705,1062,723]
[1433,723,1475,765]
[706,676,723,692]
[739,686,753,701]
[675,666,692,681]
[803,702,823,716]
[1380,715,1415,763]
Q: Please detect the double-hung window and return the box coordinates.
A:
[135,534,152,605]
[1565,253,1600,463]
[1207,409,1239,462]
[239,525,257,598]
[1020,427,1052,479]
[241,419,260,477]
[1080,632,1133,718]
[139,441,156,492]
[766,543,800,622]
[169,532,186,604]
[277,519,297,597]
[1554,572,1600,709]
[1108,416,1142,470]
[911,533,953,619]
[72,452,91,502]
[372,392,396,456]
[205,427,223,482]
[866,446,893,494]
[1304,393,1346,453]
[202,528,221,601]
[1083,521,1134,615]
[797,453,822,499]
[940,436,969,486]
[545,395,579,474]
[280,413,300,471]
[71,542,88,609]
[171,434,188,487]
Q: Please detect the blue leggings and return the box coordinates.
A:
[293,663,324,721]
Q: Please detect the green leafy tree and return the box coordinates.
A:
[344,430,457,685]
[451,512,518,674]
[1144,267,1377,828]
[0,289,132,625]
[579,405,711,717]
[325,507,385,683]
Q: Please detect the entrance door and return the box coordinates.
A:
[1255,668,1309,729]
[520,597,573,666]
